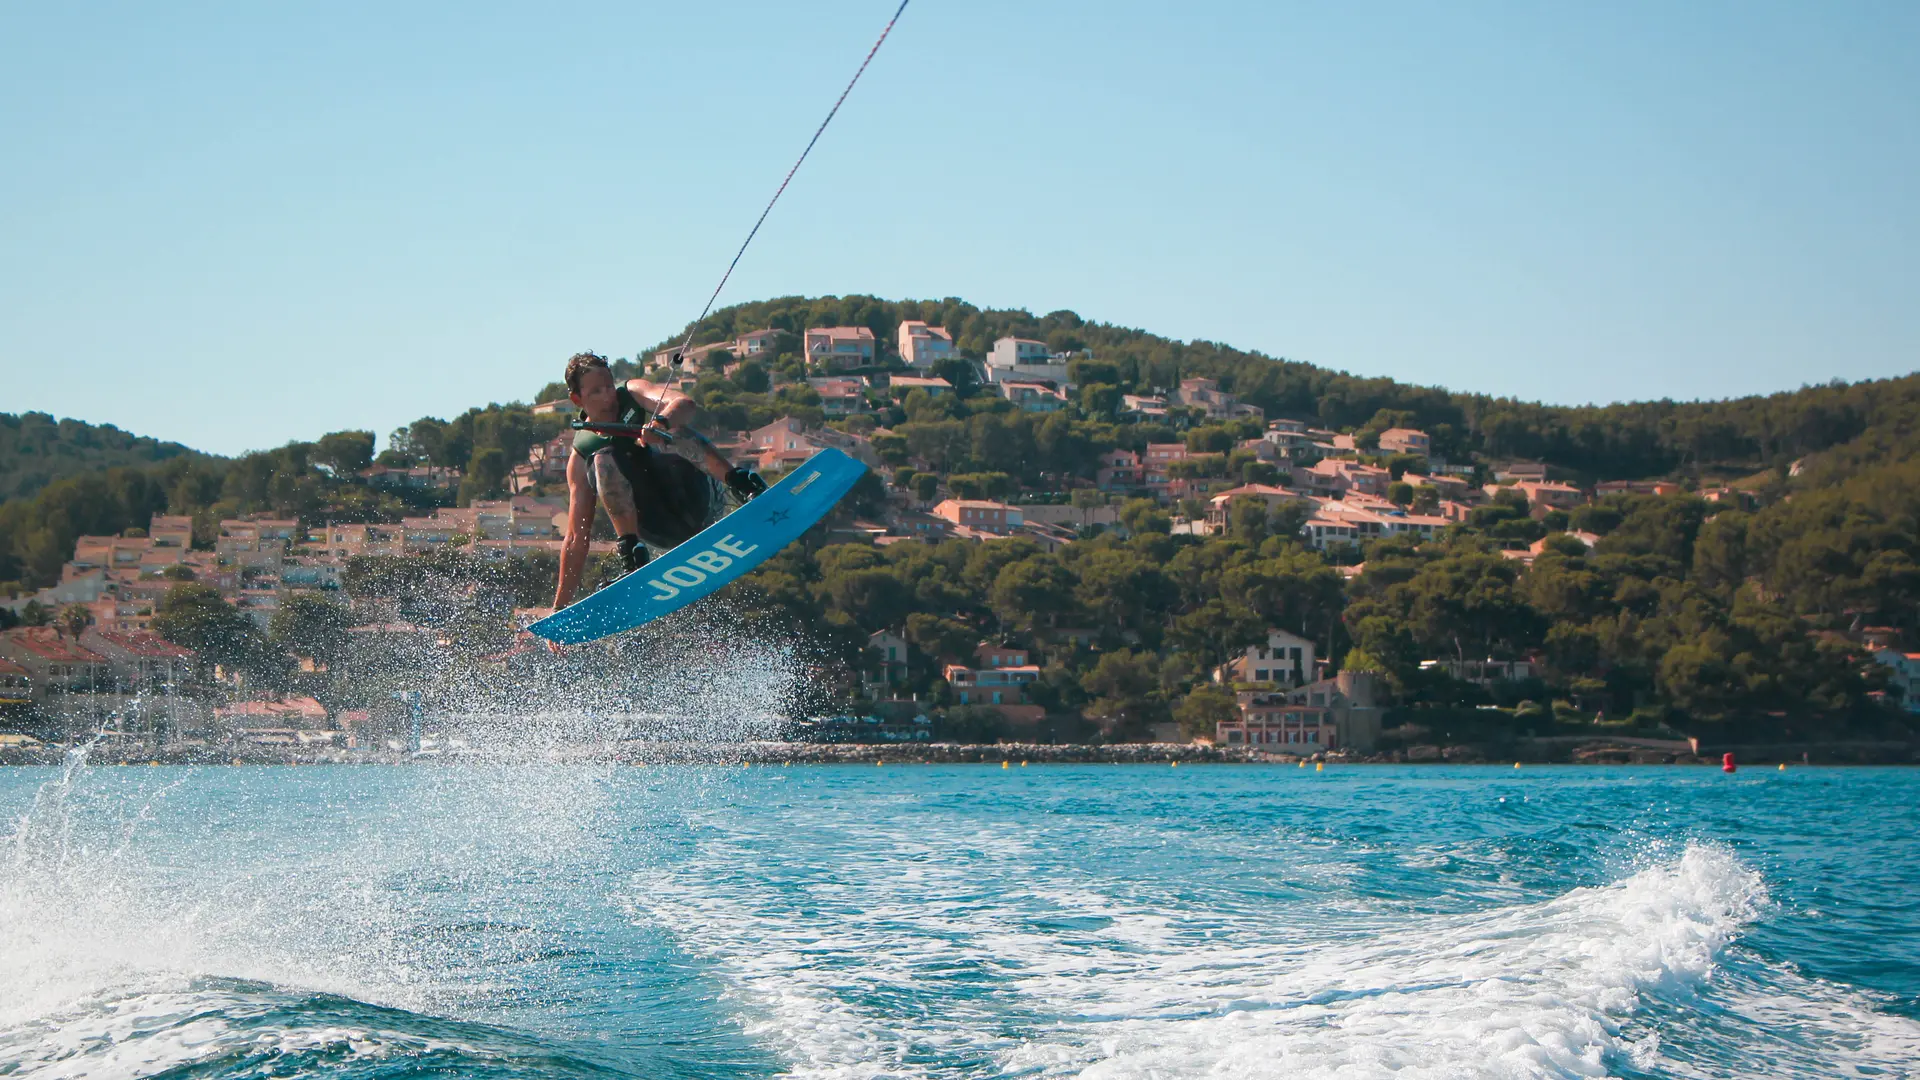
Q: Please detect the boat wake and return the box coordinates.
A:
[0,749,654,1079]
[7,753,1919,1080]
[0,976,618,1080]
[630,809,1920,1080]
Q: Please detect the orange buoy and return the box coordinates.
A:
[1722,752,1737,773]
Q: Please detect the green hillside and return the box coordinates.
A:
[653,295,1920,483]
[3,296,1916,741]
[0,412,207,502]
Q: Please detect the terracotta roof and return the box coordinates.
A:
[88,630,194,659]
[899,320,952,340]
[1209,484,1297,504]
[2,628,106,663]
[807,326,875,341]
[0,657,27,677]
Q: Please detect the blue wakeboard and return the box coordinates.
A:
[529,448,867,644]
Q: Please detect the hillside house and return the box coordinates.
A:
[932,500,1022,535]
[985,337,1071,385]
[1595,479,1682,497]
[1377,428,1431,456]
[898,321,956,369]
[888,375,953,399]
[804,326,877,371]
[1263,419,1314,457]
[1401,472,1473,503]
[866,629,909,689]
[1297,459,1390,497]
[1173,377,1235,419]
[0,628,110,699]
[998,381,1068,412]
[989,337,1052,368]
[1873,650,1920,713]
[1204,485,1308,534]
[1216,671,1383,751]
[1303,515,1361,550]
[1495,463,1549,483]
[732,328,784,359]
[807,377,870,418]
[1220,696,1337,750]
[511,433,573,493]
[0,657,29,707]
[1097,449,1141,491]
[944,643,1041,707]
[1513,481,1585,517]
[358,465,461,492]
[1142,443,1190,492]
[81,629,197,692]
[1420,658,1539,685]
[1212,628,1317,689]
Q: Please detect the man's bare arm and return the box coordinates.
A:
[552,453,598,610]
[627,378,733,481]
[627,378,696,429]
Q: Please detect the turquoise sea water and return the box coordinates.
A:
[1,760,1916,1079]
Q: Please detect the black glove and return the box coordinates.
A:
[726,466,769,501]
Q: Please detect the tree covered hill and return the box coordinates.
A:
[654,295,1920,483]
[0,413,207,502]
[2,296,1916,738]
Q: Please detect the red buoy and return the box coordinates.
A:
[1722,752,1737,773]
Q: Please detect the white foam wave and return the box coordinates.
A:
[632,824,1920,1080]
[0,757,627,1075]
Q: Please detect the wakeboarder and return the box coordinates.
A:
[550,352,766,611]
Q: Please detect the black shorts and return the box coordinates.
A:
[597,447,724,552]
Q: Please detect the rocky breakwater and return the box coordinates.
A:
[725,741,1290,765]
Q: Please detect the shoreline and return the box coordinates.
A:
[1,738,1914,767]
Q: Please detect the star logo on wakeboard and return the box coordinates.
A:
[764,508,791,525]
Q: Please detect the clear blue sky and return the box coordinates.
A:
[2,1,1915,457]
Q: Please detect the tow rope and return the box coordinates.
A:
[669,0,910,367]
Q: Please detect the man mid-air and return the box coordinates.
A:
[550,352,766,611]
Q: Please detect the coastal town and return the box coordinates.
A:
[5,316,1913,764]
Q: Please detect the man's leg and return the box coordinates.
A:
[590,452,648,571]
